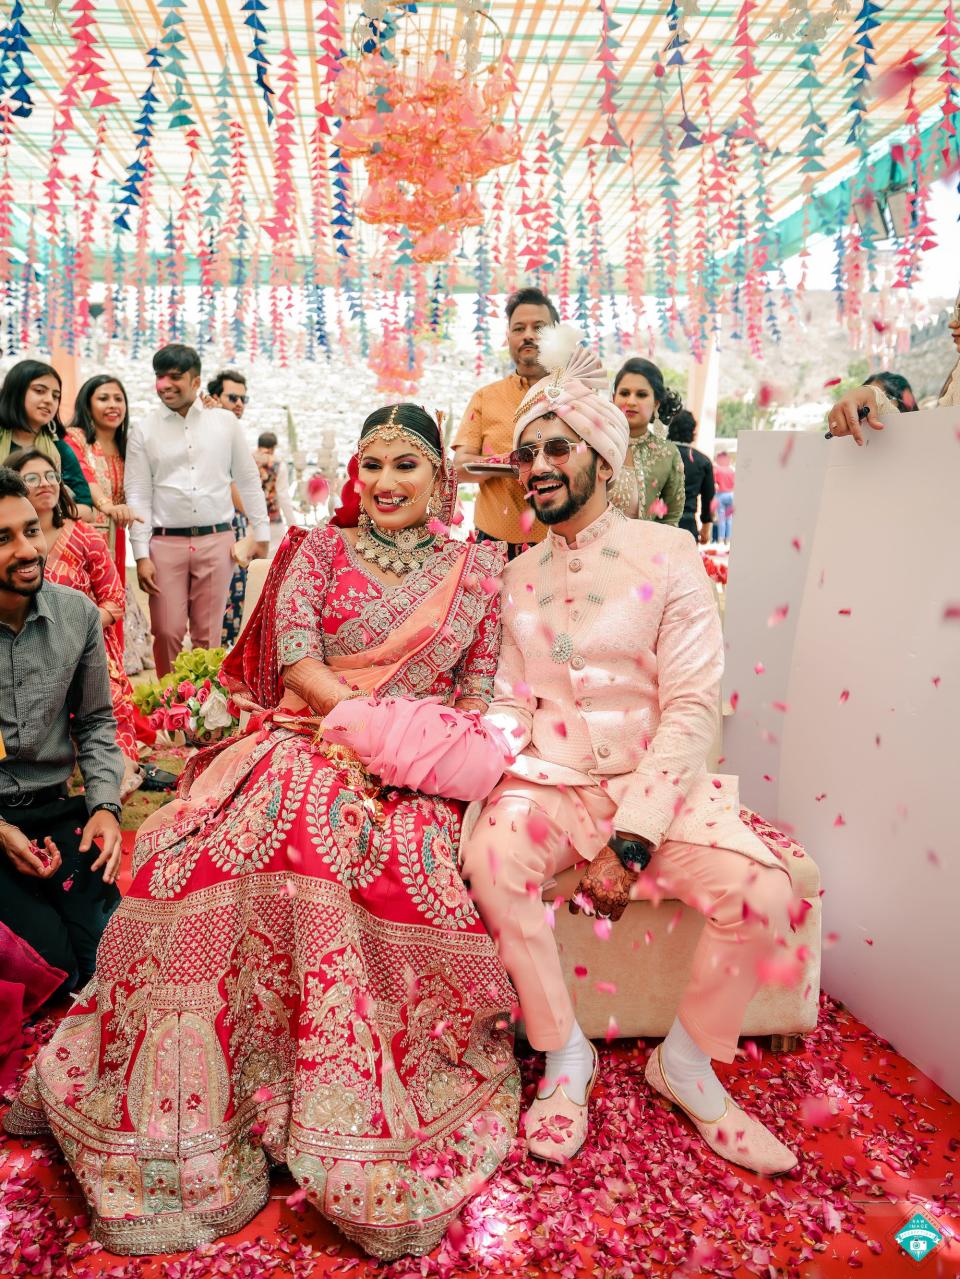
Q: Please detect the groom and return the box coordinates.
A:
[462,333,799,1175]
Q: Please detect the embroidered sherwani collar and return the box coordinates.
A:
[546,504,624,552]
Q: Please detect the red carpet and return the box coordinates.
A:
[2,837,958,1277]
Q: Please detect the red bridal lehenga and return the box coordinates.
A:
[6,524,520,1261]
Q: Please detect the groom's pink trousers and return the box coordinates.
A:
[462,781,794,1063]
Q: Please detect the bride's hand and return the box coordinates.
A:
[283,657,354,715]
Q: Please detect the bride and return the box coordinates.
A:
[6,404,519,1261]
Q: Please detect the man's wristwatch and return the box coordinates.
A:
[608,832,653,871]
[91,802,122,821]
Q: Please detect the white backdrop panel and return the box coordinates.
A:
[723,411,960,1098]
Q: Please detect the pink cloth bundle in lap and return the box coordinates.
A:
[321,697,512,801]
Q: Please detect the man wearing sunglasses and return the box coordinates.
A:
[205,369,249,419]
[462,331,801,1178]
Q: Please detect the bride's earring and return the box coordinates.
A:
[427,488,442,519]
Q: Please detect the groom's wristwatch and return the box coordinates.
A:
[608,832,653,872]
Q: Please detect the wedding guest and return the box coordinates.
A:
[609,357,684,524]
[206,368,249,419]
[254,431,297,552]
[667,409,715,543]
[712,449,735,543]
[452,286,556,557]
[862,371,918,412]
[0,465,123,992]
[125,344,269,675]
[64,375,142,585]
[7,449,143,798]
[0,360,93,519]
[206,372,253,646]
[827,313,960,439]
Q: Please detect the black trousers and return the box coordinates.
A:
[678,516,699,541]
[0,794,121,991]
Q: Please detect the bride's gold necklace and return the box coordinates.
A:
[355,513,438,575]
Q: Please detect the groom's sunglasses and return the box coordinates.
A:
[508,437,575,475]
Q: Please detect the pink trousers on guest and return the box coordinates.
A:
[461,779,794,1062]
[148,531,236,675]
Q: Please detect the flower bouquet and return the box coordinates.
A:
[132,647,239,747]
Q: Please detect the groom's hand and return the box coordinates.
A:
[570,844,636,923]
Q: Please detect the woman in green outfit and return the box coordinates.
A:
[609,357,684,525]
[0,359,93,519]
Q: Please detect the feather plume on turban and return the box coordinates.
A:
[512,324,629,479]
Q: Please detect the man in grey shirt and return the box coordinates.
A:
[0,466,124,992]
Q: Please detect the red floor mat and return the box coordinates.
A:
[2,835,957,1276]
[3,993,958,1279]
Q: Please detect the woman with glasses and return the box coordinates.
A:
[609,357,684,525]
[6,449,143,798]
[0,359,94,520]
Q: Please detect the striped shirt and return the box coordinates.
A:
[0,582,123,810]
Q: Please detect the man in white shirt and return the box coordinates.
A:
[126,344,270,676]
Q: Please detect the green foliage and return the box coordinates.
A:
[132,647,227,715]
[716,398,769,438]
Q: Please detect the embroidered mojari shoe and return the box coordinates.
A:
[645,1045,798,1177]
[524,1043,600,1164]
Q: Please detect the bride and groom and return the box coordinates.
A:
[7,336,805,1260]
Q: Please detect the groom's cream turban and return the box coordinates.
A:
[512,325,629,479]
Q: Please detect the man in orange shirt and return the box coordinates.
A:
[452,287,558,558]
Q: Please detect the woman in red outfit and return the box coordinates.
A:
[6,407,519,1262]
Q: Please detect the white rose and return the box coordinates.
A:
[198,689,233,730]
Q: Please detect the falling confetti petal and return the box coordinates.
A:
[306,474,329,505]
[767,605,789,627]
[526,814,550,846]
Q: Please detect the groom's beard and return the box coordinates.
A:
[527,455,598,525]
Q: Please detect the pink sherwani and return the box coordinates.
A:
[462,506,795,1061]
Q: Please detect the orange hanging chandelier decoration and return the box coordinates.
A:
[331,2,520,263]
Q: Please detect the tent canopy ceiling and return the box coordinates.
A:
[5,0,958,274]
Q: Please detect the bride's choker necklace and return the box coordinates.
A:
[356,514,438,575]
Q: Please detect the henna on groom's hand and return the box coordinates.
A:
[569,844,636,923]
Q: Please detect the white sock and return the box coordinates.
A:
[659,1017,726,1121]
[540,1021,595,1105]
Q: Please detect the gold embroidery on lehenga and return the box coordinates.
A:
[304,765,389,889]
[297,952,379,1136]
[396,804,478,929]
